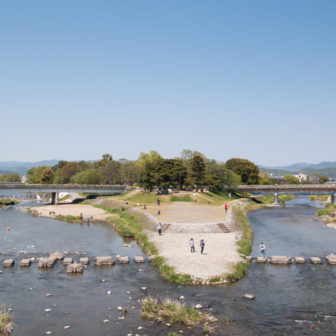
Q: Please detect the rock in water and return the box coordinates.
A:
[66,263,84,273]
[80,258,89,265]
[63,258,72,266]
[310,257,322,264]
[269,256,292,264]
[38,257,56,268]
[294,257,305,264]
[94,256,115,266]
[326,253,336,265]
[119,256,129,264]
[20,259,31,267]
[244,294,255,300]
[49,251,64,260]
[3,259,14,267]
[134,256,145,263]
[256,257,267,263]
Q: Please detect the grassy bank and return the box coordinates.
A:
[55,214,82,223]
[170,195,195,202]
[0,199,17,207]
[310,195,329,202]
[0,306,12,336]
[141,297,217,327]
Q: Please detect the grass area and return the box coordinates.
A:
[141,297,217,327]
[126,192,169,204]
[170,195,195,202]
[0,199,17,207]
[233,205,253,256]
[278,195,296,202]
[225,261,250,282]
[317,208,332,216]
[310,195,330,202]
[197,191,239,205]
[0,306,12,336]
[55,214,82,223]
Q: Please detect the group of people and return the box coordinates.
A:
[189,238,205,254]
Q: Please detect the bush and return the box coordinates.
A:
[170,195,195,202]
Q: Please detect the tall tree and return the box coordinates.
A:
[226,158,260,185]
[190,155,205,190]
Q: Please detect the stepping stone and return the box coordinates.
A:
[38,257,56,268]
[80,258,89,265]
[3,259,14,267]
[256,257,267,263]
[63,258,72,266]
[310,257,322,264]
[294,257,305,264]
[20,259,32,267]
[244,293,255,300]
[94,256,115,266]
[119,256,129,264]
[134,256,145,263]
[269,256,292,264]
[245,256,252,262]
[147,255,155,262]
[50,251,64,260]
[326,253,336,265]
[66,263,84,273]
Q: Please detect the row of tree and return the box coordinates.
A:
[25,151,262,191]
[0,173,21,183]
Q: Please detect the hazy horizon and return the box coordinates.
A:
[1,1,335,166]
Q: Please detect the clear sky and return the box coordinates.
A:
[1,1,335,166]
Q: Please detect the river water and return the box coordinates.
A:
[1,197,336,335]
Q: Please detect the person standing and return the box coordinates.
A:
[200,239,205,254]
[260,242,266,256]
[157,198,161,206]
[157,222,162,235]
[190,238,195,252]
[224,203,228,212]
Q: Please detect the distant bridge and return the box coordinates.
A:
[0,184,128,204]
[237,184,336,203]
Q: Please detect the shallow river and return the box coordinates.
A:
[1,197,336,335]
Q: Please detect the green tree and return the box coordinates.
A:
[26,166,50,184]
[120,161,141,185]
[319,175,329,184]
[61,162,81,183]
[2,173,21,182]
[284,175,300,184]
[40,167,55,184]
[190,155,205,190]
[225,158,260,185]
[71,169,102,184]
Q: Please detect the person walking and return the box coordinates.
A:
[189,238,195,253]
[224,203,228,212]
[260,242,266,256]
[157,198,161,206]
[157,222,162,235]
[200,239,205,254]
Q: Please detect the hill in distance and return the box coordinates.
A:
[0,160,58,176]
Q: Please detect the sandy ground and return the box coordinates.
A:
[145,202,228,223]
[32,204,111,221]
[147,231,242,279]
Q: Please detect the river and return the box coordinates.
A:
[1,197,336,335]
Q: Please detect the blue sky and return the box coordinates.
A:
[1,1,335,166]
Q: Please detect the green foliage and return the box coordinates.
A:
[170,195,194,202]
[40,167,55,184]
[225,261,249,282]
[317,209,331,216]
[190,155,205,188]
[284,175,300,184]
[0,173,21,182]
[55,214,82,222]
[226,158,260,185]
[0,199,18,207]
[0,305,12,336]
[71,169,102,184]
[141,297,215,327]
[233,205,253,256]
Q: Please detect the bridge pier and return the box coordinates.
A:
[274,192,279,204]
[331,194,335,204]
[51,192,59,205]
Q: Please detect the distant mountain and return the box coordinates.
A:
[264,161,336,172]
[0,160,58,176]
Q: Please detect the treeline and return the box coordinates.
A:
[0,173,21,182]
[26,151,261,191]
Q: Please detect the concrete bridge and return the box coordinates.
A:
[237,184,336,203]
[0,183,128,204]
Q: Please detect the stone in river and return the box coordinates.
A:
[20,259,32,267]
[66,263,84,273]
[294,257,305,264]
[119,256,129,264]
[326,253,336,265]
[49,251,64,260]
[244,294,255,300]
[134,256,145,263]
[80,257,89,265]
[63,258,72,265]
[2,259,14,267]
[256,257,267,263]
[94,256,115,266]
[310,257,322,264]
[269,256,292,264]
